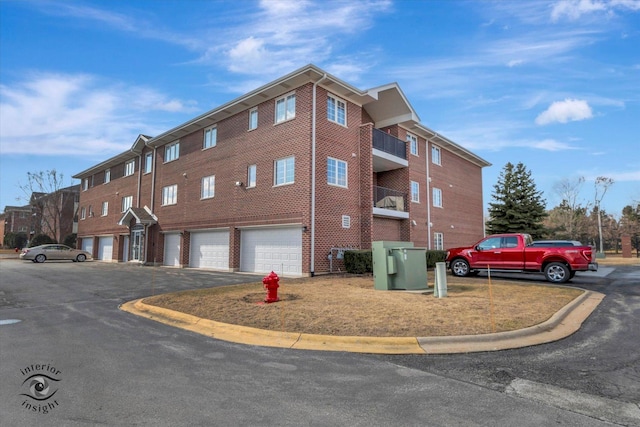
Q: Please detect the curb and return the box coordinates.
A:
[120,290,605,355]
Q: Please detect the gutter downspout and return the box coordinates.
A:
[147,147,157,265]
[426,134,437,250]
[136,153,142,208]
[311,73,328,277]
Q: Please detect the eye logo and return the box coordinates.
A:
[21,374,60,401]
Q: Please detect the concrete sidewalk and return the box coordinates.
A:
[120,289,605,354]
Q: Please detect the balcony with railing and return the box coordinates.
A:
[372,128,408,172]
[373,185,409,219]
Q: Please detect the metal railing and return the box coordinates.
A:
[372,128,407,159]
[373,186,407,212]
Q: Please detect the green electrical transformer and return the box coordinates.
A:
[372,241,428,290]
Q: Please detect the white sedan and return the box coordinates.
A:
[20,244,92,263]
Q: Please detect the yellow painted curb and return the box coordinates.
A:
[293,334,425,354]
[417,291,605,354]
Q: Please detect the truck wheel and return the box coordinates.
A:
[544,262,570,283]
[451,259,470,277]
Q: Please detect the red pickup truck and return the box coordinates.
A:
[446,233,598,283]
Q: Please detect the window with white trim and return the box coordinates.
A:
[247,164,256,188]
[80,207,86,220]
[89,176,94,187]
[101,201,108,216]
[162,185,178,206]
[82,179,88,191]
[144,153,153,174]
[411,181,420,202]
[275,93,295,123]
[104,169,111,184]
[124,160,135,176]
[249,108,258,130]
[327,157,347,187]
[121,195,133,212]
[434,232,444,250]
[204,126,217,149]
[407,133,418,156]
[165,141,180,162]
[432,145,442,165]
[327,94,346,126]
[433,188,443,208]
[274,156,295,185]
[88,205,93,217]
[201,175,215,199]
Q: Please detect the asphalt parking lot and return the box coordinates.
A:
[1,259,638,426]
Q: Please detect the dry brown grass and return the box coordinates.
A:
[597,254,640,266]
[143,275,583,337]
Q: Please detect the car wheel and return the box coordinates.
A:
[451,258,470,277]
[35,254,46,263]
[544,262,570,283]
[76,254,86,262]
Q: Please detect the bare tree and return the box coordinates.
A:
[552,176,587,239]
[594,176,614,254]
[19,170,78,243]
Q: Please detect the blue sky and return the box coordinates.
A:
[1,0,639,217]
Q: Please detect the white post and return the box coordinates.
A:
[435,262,448,298]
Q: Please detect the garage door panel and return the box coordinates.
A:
[97,237,113,261]
[98,237,113,261]
[190,231,229,270]
[164,233,180,266]
[82,238,93,258]
[241,228,302,276]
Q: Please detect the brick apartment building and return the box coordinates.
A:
[1,206,33,247]
[1,185,79,248]
[30,185,80,243]
[73,64,490,276]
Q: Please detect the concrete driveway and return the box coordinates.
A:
[0,259,637,426]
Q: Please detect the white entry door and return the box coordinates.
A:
[131,230,143,262]
[240,227,302,276]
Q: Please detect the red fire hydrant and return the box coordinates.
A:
[262,271,280,303]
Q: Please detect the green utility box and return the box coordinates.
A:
[372,241,428,290]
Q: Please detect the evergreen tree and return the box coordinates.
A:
[486,162,547,238]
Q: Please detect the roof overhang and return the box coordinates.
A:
[118,206,157,227]
[145,64,376,148]
[363,83,421,129]
[73,135,150,179]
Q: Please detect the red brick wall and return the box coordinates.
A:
[428,143,485,249]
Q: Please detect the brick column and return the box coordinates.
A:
[359,124,373,249]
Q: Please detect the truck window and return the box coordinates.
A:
[478,237,501,250]
[503,237,518,248]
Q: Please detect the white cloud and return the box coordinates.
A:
[535,99,594,125]
[0,73,196,156]
[530,139,580,151]
[551,0,640,22]
[219,0,392,77]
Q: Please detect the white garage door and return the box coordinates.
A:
[240,227,302,276]
[81,238,93,257]
[189,230,229,270]
[164,233,181,266]
[97,237,113,261]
